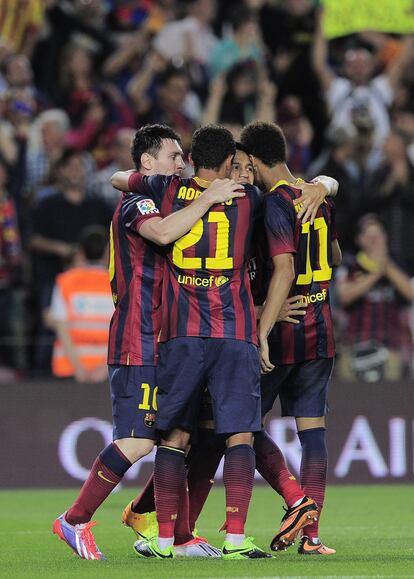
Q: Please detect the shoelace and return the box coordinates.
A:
[79,521,99,554]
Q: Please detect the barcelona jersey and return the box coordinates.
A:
[127,173,261,344]
[263,181,337,364]
[107,190,164,366]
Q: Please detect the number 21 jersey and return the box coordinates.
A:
[264,181,337,364]
[128,173,261,345]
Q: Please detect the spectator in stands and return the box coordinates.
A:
[26,109,70,197]
[46,226,113,383]
[259,0,327,154]
[313,14,414,148]
[93,127,135,209]
[209,6,264,77]
[277,95,313,175]
[336,214,414,382]
[363,128,414,275]
[153,0,217,67]
[308,125,370,252]
[0,157,25,378]
[29,148,113,375]
[32,0,114,104]
[129,63,198,152]
[202,61,275,137]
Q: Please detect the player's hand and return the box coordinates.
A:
[292,180,328,224]
[74,367,90,383]
[277,295,307,324]
[204,178,246,205]
[89,365,109,383]
[259,335,275,374]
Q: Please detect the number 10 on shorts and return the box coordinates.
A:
[138,383,158,411]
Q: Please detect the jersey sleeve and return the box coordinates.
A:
[127,173,172,206]
[264,192,296,257]
[122,173,175,232]
[120,193,161,233]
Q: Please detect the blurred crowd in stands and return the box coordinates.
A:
[1,0,414,383]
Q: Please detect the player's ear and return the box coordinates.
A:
[140,152,153,171]
[224,153,234,172]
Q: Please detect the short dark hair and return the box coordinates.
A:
[158,65,188,88]
[235,141,250,156]
[58,147,83,168]
[79,226,108,262]
[240,122,287,167]
[131,124,181,169]
[230,6,255,32]
[191,125,236,172]
[355,213,385,237]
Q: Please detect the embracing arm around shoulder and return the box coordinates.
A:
[111,170,136,191]
[139,179,245,246]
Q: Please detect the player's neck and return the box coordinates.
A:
[262,163,295,191]
[195,168,227,184]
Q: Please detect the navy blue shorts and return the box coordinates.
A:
[260,358,334,418]
[155,337,261,435]
[108,365,158,441]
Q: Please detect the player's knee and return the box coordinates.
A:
[161,428,190,450]
[114,437,154,463]
[296,416,325,431]
[226,432,253,447]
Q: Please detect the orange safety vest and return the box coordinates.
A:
[52,266,114,377]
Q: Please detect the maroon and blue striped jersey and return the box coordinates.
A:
[107,189,165,366]
[127,173,261,344]
[263,180,337,364]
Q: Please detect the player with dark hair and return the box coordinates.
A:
[52,125,241,560]
[130,124,186,172]
[241,121,342,555]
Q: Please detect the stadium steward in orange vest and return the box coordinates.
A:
[47,226,113,382]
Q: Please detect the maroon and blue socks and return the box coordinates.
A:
[66,443,131,525]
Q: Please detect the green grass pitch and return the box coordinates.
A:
[1,485,413,578]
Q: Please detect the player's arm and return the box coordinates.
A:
[258,253,296,373]
[332,239,342,267]
[292,175,339,224]
[51,320,89,383]
[384,260,414,302]
[45,285,89,383]
[258,194,297,372]
[140,179,245,245]
[110,169,137,191]
[336,269,382,307]
[311,7,334,92]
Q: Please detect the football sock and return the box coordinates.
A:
[187,429,226,532]
[223,444,255,535]
[174,480,193,545]
[254,430,305,507]
[154,446,186,539]
[225,533,245,546]
[131,473,155,514]
[66,443,131,525]
[158,537,174,550]
[298,427,327,540]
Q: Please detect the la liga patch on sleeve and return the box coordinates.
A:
[136,198,159,215]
